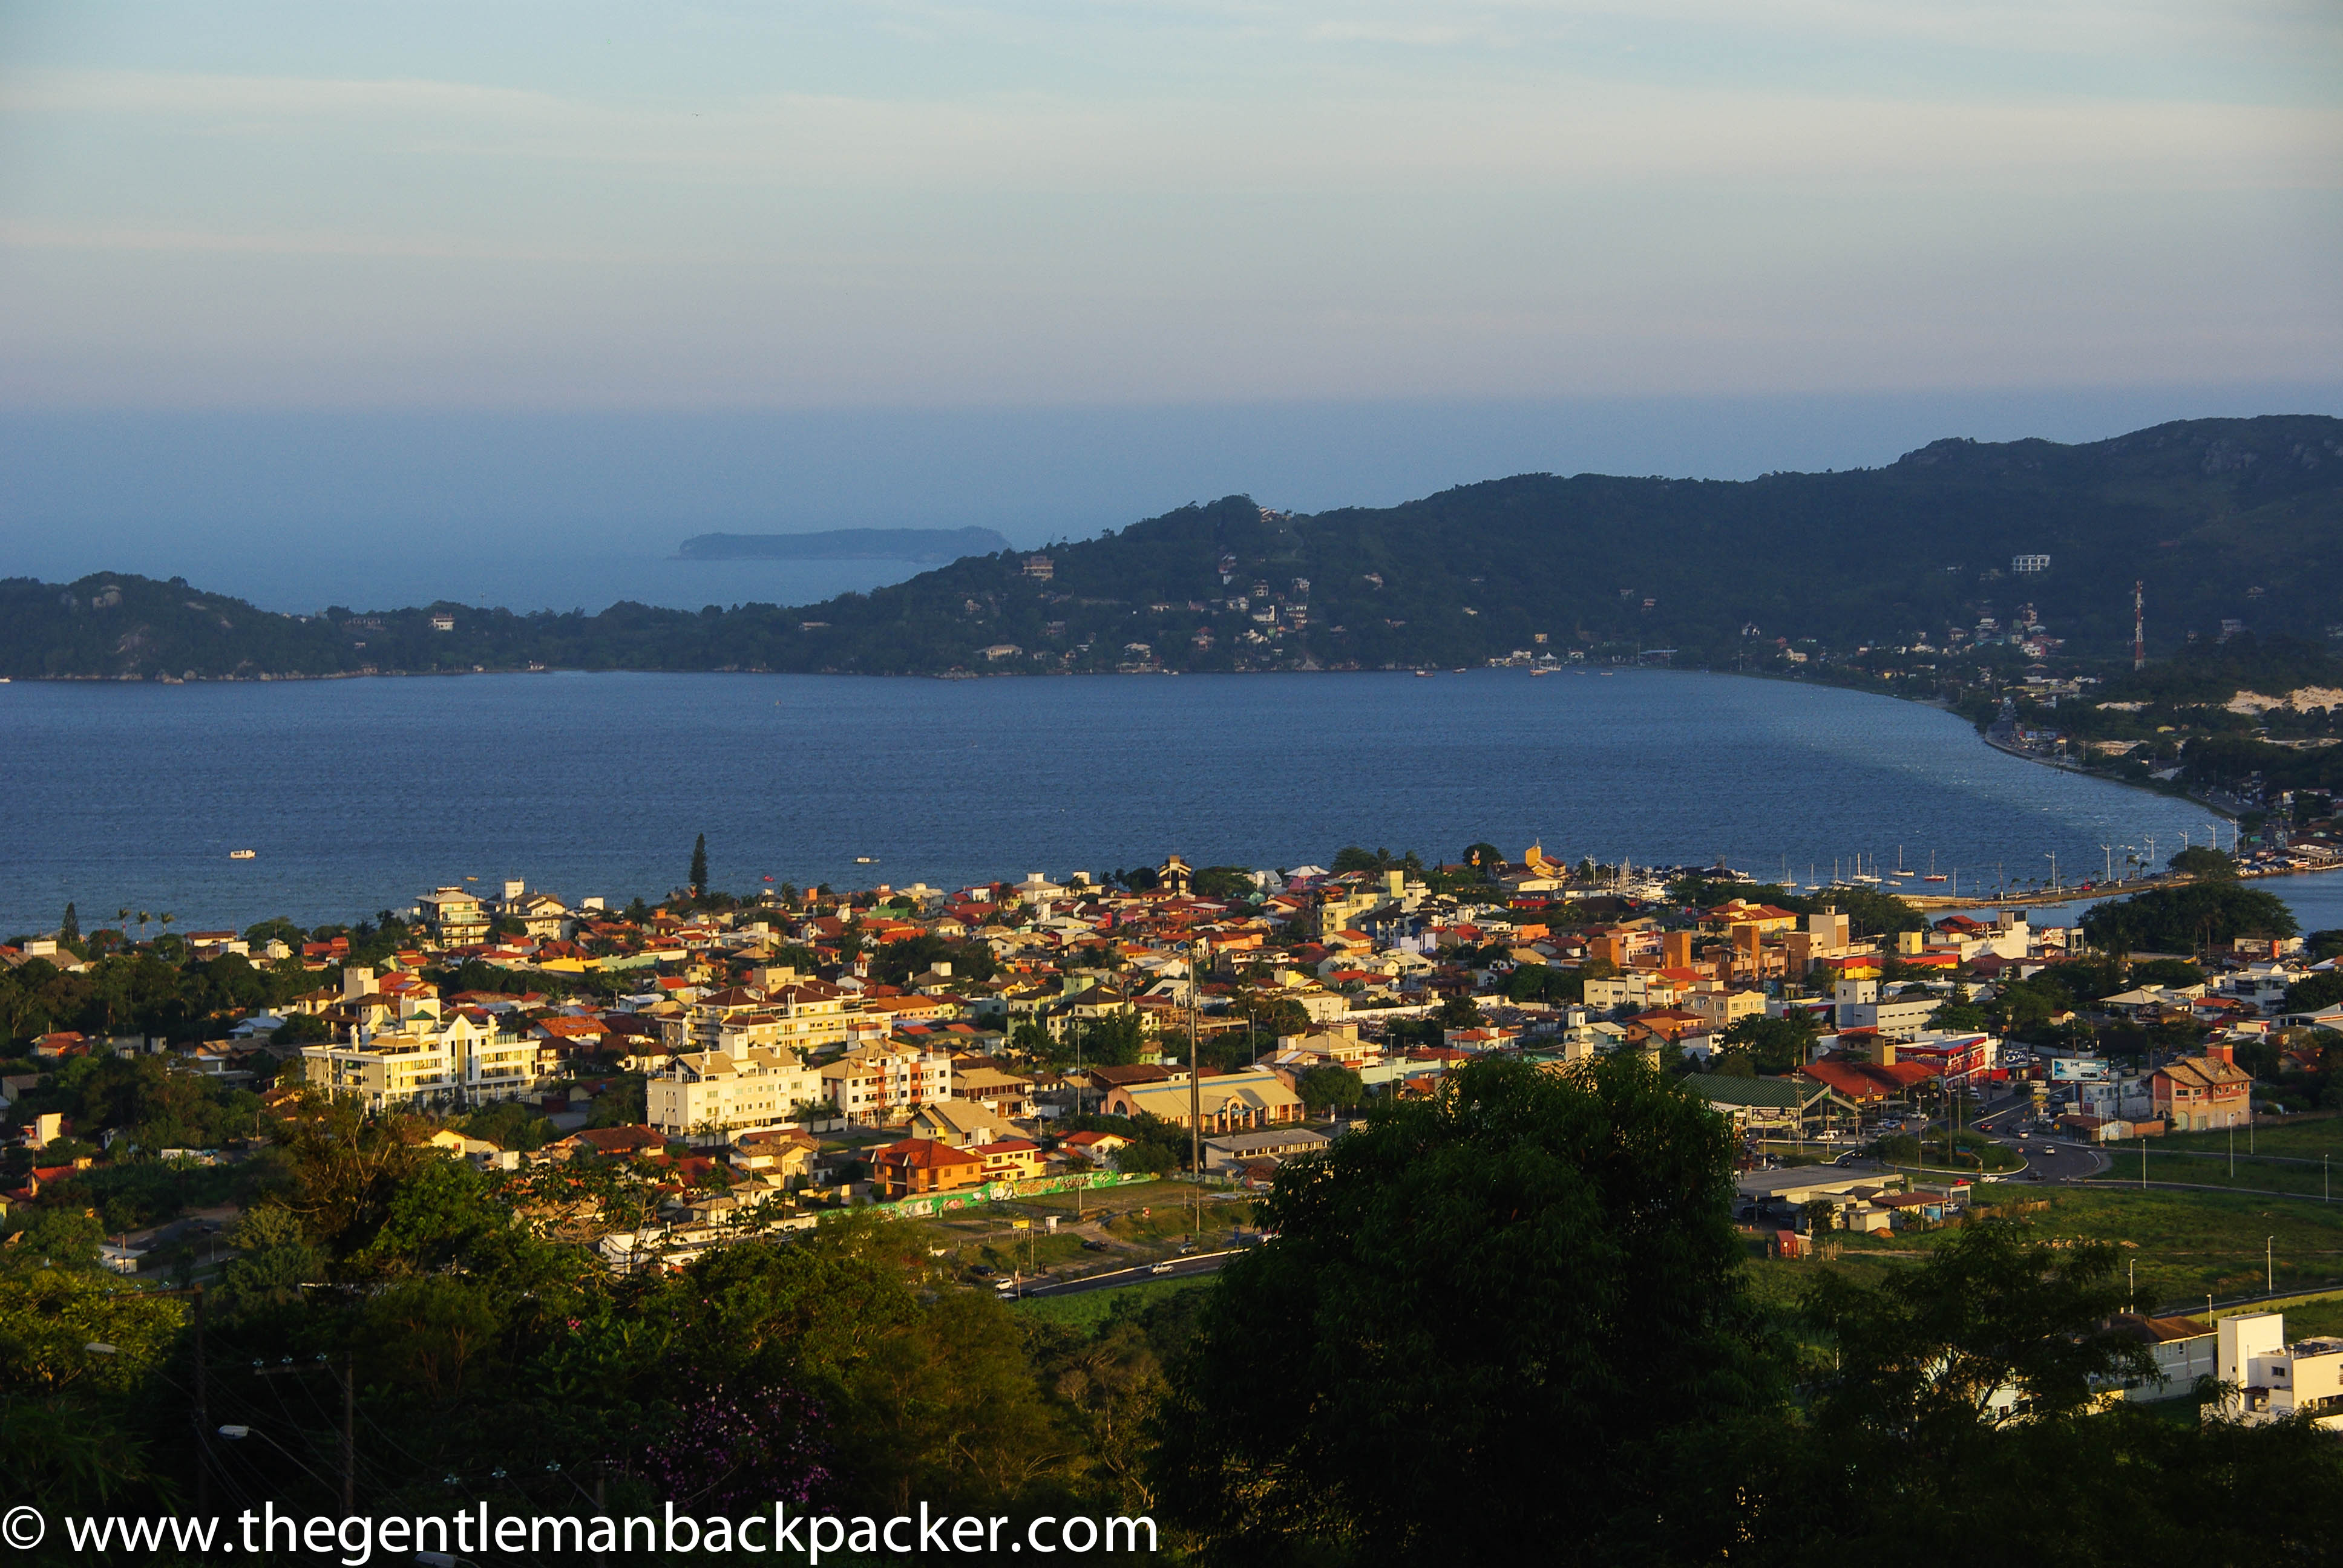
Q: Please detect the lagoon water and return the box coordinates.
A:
[0,669,2292,936]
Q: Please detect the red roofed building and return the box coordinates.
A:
[871,1137,986,1200]
[2152,1044,2253,1132]
[1800,1059,1936,1106]
[555,1125,668,1160]
[1059,1129,1132,1163]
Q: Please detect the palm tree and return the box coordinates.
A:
[135,910,151,942]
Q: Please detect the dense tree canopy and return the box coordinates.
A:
[2080,882,2298,955]
[1157,1056,1778,1564]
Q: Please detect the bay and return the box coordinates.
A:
[0,669,2282,935]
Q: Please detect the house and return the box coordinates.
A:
[2152,1044,2253,1132]
[730,1127,822,1184]
[906,1097,1014,1147]
[1058,1129,1132,1165]
[1685,988,1769,1033]
[553,1125,668,1160]
[1624,1008,1706,1046]
[949,1062,1035,1117]
[416,887,491,944]
[421,1128,519,1171]
[870,1137,986,1200]
[973,1138,1045,1183]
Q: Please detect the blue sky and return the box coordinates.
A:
[1,2,2339,607]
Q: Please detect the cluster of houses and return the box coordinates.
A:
[11,845,2335,1273]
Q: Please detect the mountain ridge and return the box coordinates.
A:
[5,414,2338,682]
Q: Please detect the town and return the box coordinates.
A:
[11,838,2343,1554]
[4,843,2333,1281]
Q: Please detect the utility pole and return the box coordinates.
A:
[1188,936,1206,1242]
[341,1353,355,1517]
[192,1285,209,1518]
[2268,1235,2275,1294]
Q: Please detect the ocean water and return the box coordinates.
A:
[0,669,2272,936]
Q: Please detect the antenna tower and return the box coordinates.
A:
[2132,580,2145,671]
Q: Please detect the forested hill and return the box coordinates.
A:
[6,414,2341,681]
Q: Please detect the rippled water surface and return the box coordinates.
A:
[0,670,2256,933]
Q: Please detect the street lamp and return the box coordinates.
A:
[2268,1235,2275,1295]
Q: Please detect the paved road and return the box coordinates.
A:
[1973,1091,2108,1182]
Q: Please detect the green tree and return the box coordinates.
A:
[1294,1064,1365,1113]
[2081,881,2296,955]
[1437,993,1483,1030]
[271,1011,331,1045]
[1156,1056,1779,1564]
[690,833,709,896]
[58,903,78,944]
[1719,1013,1815,1074]
[2169,844,2236,878]
[2129,958,2206,988]
[1804,1218,2148,1454]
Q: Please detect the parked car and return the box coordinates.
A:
[1080,1239,1107,1252]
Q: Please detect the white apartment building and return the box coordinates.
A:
[1584,972,1682,1012]
[1833,979,1942,1040]
[302,1015,543,1111]
[647,1047,822,1138]
[2211,1313,2343,1429]
[658,981,863,1060]
[416,886,491,945]
[819,1042,952,1126]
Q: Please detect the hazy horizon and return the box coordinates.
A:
[2,2,2336,611]
[10,384,2343,614]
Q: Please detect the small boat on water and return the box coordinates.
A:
[229,849,256,860]
[1414,670,1432,678]
[854,855,879,864]
[1922,851,1947,883]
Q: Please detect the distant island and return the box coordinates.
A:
[676,527,1012,563]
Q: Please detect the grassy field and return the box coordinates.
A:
[2089,1142,2342,1199]
[906,1183,1256,1284]
[2275,1295,2343,1338]
[1744,1187,2343,1316]
[1010,1276,1210,1330]
[2154,1116,2343,1158]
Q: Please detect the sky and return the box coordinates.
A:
[2,2,2339,610]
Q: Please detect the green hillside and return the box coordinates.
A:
[5,414,2339,681]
